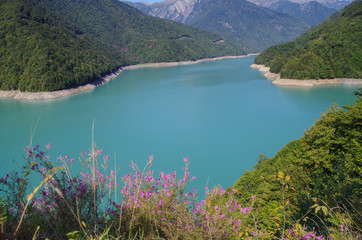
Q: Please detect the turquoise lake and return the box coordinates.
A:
[0,56,359,196]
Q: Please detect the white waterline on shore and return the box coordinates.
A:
[251,64,362,87]
[0,55,255,100]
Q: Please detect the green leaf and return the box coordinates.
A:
[315,206,321,214]
[321,206,328,216]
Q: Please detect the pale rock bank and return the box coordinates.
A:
[251,64,362,87]
[0,69,123,100]
[0,55,251,100]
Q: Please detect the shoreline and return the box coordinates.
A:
[0,54,254,100]
[251,64,362,87]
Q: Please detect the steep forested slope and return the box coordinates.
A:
[254,0,362,80]
[0,0,240,92]
[0,0,127,91]
[233,96,362,235]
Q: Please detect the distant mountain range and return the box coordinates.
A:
[254,0,362,80]
[0,0,241,92]
[269,0,337,26]
[126,0,310,53]
[246,0,353,9]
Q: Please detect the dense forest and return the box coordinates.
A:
[0,0,241,92]
[254,0,362,80]
[233,95,361,237]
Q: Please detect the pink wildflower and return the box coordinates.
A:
[45,143,51,150]
[148,155,153,164]
[339,224,345,232]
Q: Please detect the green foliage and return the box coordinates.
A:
[233,97,362,236]
[300,101,362,212]
[0,0,241,92]
[255,0,362,80]
[66,231,82,240]
[0,199,7,239]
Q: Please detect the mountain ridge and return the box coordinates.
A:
[254,0,362,80]
[127,0,310,53]
[246,0,353,9]
[269,0,337,25]
[0,0,241,92]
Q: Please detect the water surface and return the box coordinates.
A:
[0,56,359,195]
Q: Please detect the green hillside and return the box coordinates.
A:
[184,0,310,53]
[126,0,310,53]
[254,0,362,80]
[185,0,309,53]
[0,0,241,92]
[233,96,362,236]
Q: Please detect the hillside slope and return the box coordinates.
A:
[269,0,336,26]
[0,0,241,92]
[254,0,362,80]
[127,0,310,53]
[185,0,310,52]
[233,96,362,234]
[247,0,352,10]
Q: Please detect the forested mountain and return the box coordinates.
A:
[269,0,337,26]
[254,0,362,80]
[321,0,353,9]
[233,96,362,235]
[123,1,153,13]
[247,0,352,10]
[0,0,241,92]
[127,0,310,53]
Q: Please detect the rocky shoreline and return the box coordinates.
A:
[251,64,362,87]
[0,55,252,100]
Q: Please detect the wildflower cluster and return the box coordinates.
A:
[283,226,324,240]
[0,144,359,239]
